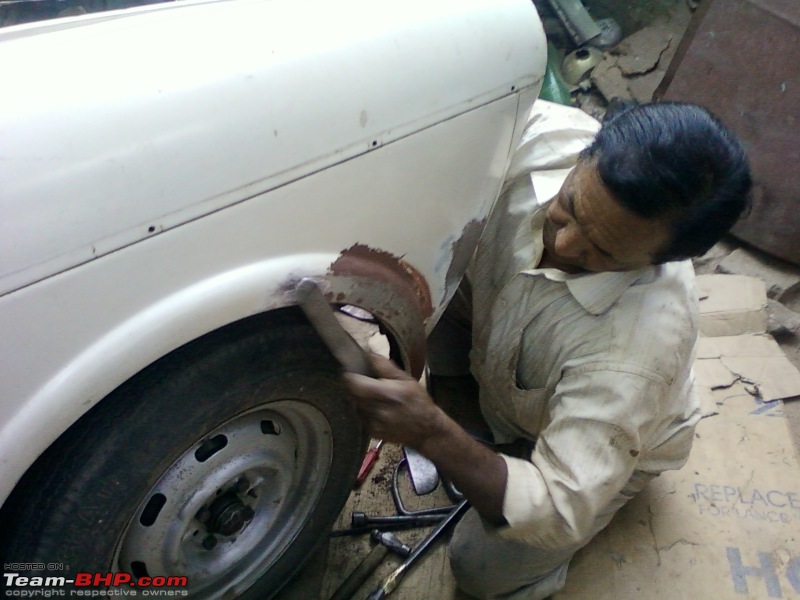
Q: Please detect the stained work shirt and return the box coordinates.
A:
[468,100,701,549]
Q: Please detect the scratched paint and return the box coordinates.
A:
[442,218,486,302]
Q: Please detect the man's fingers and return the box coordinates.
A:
[342,372,386,399]
[343,371,441,447]
[343,371,414,401]
[365,353,414,380]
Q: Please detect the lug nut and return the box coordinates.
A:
[202,535,218,550]
[235,477,250,494]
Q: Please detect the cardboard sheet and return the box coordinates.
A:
[554,275,800,600]
[693,274,800,401]
[696,334,800,402]
[555,379,800,600]
[554,276,800,599]
[697,274,768,337]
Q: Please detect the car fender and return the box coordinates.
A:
[0,0,548,511]
[0,89,544,507]
[0,249,432,504]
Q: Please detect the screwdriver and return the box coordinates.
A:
[355,439,384,487]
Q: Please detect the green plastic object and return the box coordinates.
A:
[539,42,572,105]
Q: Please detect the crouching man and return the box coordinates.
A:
[345,100,752,599]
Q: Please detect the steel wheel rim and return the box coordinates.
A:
[115,399,333,598]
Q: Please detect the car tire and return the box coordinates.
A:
[0,310,365,599]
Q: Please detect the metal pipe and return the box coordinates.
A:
[546,0,601,46]
[365,499,470,599]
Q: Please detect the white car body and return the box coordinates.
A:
[0,0,545,593]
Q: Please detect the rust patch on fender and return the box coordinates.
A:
[330,244,433,319]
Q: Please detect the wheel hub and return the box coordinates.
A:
[115,401,334,599]
[207,492,255,537]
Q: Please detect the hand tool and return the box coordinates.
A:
[402,446,438,494]
[441,477,465,503]
[391,459,453,517]
[355,439,384,488]
[365,499,470,600]
[295,278,376,377]
[328,530,412,600]
[295,279,385,491]
[331,520,445,538]
[351,512,446,529]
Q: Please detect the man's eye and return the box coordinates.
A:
[595,245,615,261]
[564,193,576,216]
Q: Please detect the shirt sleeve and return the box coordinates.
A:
[498,366,666,550]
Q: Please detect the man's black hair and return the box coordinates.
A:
[579,101,752,263]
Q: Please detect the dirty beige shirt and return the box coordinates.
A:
[469,100,701,550]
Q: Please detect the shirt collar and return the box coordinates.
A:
[565,269,649,315]
[526,207,652,316]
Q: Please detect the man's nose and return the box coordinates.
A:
[554,223,586,258]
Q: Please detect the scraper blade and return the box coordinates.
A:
[403,446,439,495]
[295,278,375,377]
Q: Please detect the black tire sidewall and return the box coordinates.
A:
[0,316,365,599]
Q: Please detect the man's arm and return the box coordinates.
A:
[343,354,508,525]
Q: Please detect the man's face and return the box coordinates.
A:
[541,159,672,273]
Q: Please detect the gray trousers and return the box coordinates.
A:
[448,471,655,599]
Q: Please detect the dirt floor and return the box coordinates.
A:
[279,2,800,598]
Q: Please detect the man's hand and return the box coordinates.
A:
[344,354,509,525]
[343,354,447,448]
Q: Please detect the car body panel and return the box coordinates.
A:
[0,0,546,506]
[1,0,542,294]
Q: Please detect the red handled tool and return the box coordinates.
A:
[356,439,384,487]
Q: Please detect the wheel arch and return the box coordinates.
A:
[0,248,431,507]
